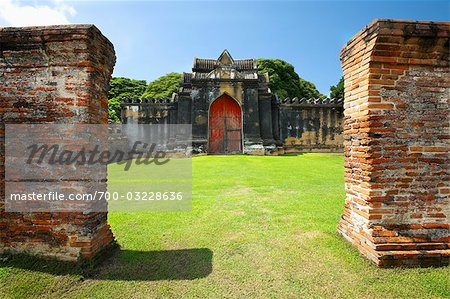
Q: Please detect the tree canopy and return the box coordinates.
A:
[142,72,182,99]
[298,78,324,99]
[330,76,344,99]
[256,59,325,99]
[108,77,147,122]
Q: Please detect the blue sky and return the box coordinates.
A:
[0,1,448,95]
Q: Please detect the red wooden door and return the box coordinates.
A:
[209,95,242,154]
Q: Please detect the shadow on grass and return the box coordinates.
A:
[275,152,306,157]
[0,248,213,281]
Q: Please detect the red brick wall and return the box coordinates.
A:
[339,19,449,267]
[0,25,116,261]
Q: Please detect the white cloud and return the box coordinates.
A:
[0,0,76,27]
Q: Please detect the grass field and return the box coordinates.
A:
[1,154,449,298]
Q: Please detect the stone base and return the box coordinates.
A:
[265,146,284,156]
[283,146,344,153]
[191,140,208,154]
[243,143,266,155]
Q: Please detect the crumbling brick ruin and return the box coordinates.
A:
[0,20,448,267]
[0,25,116,260]
[339,19,450,267]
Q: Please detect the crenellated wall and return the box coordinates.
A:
[0,25,116,261]
[338,19,449,267]
[121,96,345,154]
[279,98,344,152]
[121,50,346,155]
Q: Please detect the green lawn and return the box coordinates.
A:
[1,154,449,298]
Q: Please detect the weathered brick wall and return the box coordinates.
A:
[0,25,116,261]
[338,19,449,267]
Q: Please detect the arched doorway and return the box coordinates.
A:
[209,94,242,154]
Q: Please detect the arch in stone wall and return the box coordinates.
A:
[208,93,243,154]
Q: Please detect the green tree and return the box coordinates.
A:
[298,78,325,99]
[256,59,325,99]
[142,72,182,99]
[108,77,147,122]
[330,76,344,99]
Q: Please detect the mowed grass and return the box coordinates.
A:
[1,154,449,298]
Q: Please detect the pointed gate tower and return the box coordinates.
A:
[177,50,280,154]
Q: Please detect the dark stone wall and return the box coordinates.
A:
[190,84,220,149]
[121,50,345,154]
[121,54,344,155]
[258,95,274,144]
[279,99,344,152]
[242,86,263,150]
[121,96,345,154]
[122,98,176,125]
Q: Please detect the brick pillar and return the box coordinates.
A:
[0,25,116,261]
[338,19,450,267]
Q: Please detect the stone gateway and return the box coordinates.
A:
[122,50,345,155]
